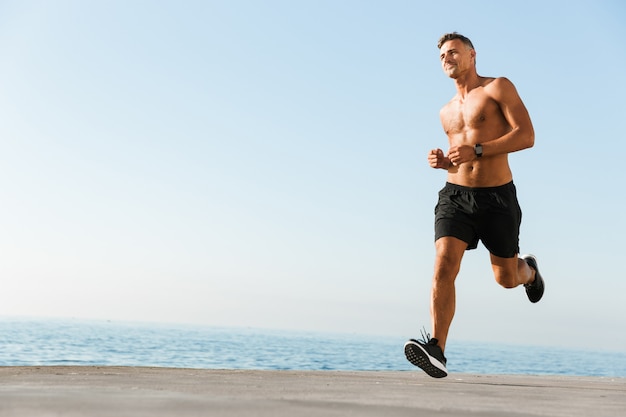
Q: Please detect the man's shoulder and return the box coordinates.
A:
[439,96,459,117]
[483,76,517,91]
[482,77,520,101]
[481,76,513,87]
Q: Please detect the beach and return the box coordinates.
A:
[0,366,624,416]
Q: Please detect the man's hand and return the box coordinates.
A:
[428,148,451,169]
[447,145,476,166]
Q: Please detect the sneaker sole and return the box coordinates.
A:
[404,341,448,378]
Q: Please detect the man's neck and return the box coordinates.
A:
[453,71,481,99]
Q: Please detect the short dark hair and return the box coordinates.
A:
[437,32,474,50]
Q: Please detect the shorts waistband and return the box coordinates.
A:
[444,181,515,193]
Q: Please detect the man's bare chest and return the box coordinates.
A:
[441,93,502,134]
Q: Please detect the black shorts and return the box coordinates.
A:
[434,181,522,258]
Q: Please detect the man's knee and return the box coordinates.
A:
[433,251,463,282]
[490,254,523,288]
[434,237,466,272]
[494,270,518,288]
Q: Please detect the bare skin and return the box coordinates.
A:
[428,39,537,352]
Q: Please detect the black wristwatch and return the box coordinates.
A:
[474,144,483,158]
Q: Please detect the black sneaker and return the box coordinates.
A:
[522,254,544,303]
[404,332,447,378]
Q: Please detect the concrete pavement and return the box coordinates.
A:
[0,367,624,416]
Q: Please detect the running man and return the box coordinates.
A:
[404,33,545,378]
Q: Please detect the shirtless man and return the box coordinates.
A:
[404,33,545,378]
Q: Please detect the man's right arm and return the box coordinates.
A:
[428,148,453,169]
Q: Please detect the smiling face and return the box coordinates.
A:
[439,39,476,79]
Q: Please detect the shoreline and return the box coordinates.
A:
[1,366,624,416]
[3,319,625,377]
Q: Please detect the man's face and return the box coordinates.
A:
[439,39,475,79]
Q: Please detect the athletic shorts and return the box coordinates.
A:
[434,181,522,258]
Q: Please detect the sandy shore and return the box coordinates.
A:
[0,366,624,416]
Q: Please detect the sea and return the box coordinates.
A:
[1,318,624,378]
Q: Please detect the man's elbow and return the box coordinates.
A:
[521,126,535,149]
[525,132,535,149]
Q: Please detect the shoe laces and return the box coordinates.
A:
[419,327,446,363]
[419,327,439,346]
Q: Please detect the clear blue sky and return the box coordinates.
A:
[1,0,624,352]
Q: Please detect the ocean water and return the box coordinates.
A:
[0,318,624,378]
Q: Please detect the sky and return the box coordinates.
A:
[0,0,625,352]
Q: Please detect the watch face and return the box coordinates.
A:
[475,144,483,156]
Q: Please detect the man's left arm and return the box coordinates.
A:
[481,77,535,157]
